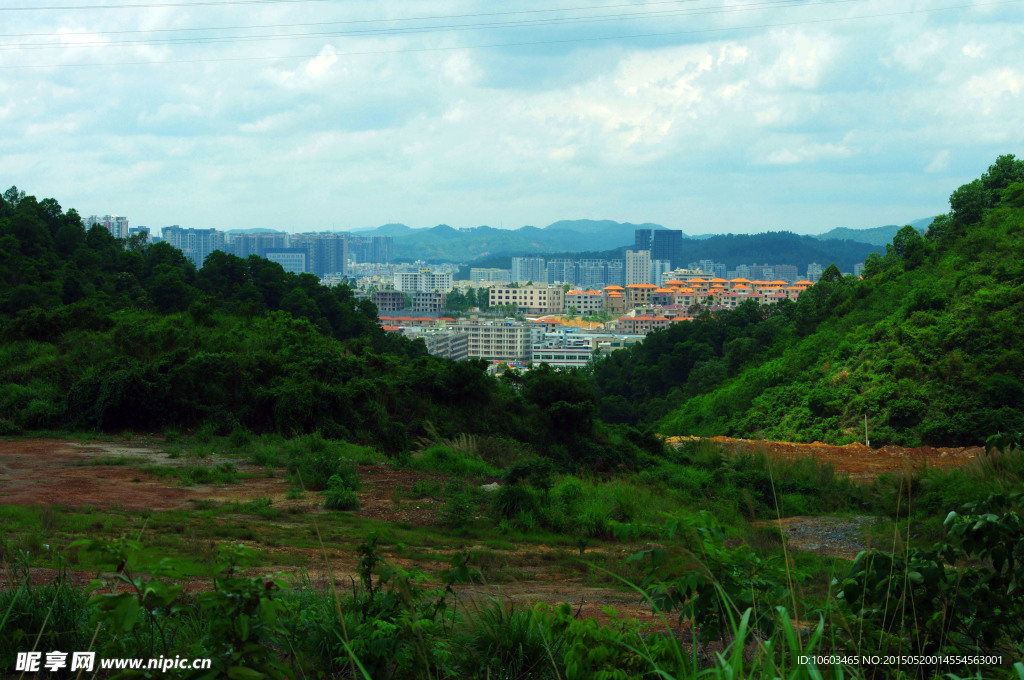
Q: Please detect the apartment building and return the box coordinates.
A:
[395,270,453,293]
[85,215,130,239]
[450,321,541,361]
[488,285,565,314]
[565,289,605,315]
[625,250,651,286]
[161,226,226,267]
[511,257,546,283]
[470,268,511,284]
[531,333,594,369]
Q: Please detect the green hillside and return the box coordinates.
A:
[815,217,934,246]
[0,186,653,470]
[591,155,1024,446]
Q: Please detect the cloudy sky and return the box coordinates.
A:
[2,0,1022,235]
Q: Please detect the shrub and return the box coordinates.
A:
[439,486,476,528]
[413,445,497,478]
[287,442,360,491]
[0,418,22,436]
[180,462,238,486]
[323,485,359,511]
[490,484,537,521]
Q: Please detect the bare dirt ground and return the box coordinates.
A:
[0,435,984,626]
[665,435,983,481]
[0,438,665,624]
[756,516,884,561]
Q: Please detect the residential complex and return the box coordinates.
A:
[510,257,546,283]
[85,214,130,239]
[489,285,565,314]
[161,226,226,267]
[395,269,454,293]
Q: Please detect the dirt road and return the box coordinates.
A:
[665,435,983,481]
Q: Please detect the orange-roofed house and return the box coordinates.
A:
[617,314,674,333]
[651,288,676,305]
[565,288,606,315]
[624,283,658,307]
[604,291,626,314]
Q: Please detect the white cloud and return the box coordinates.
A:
[964,67,1024,115]
[925,150,951,173]
[3,0,1021,233]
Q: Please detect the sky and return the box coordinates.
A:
[1,0,1022,235]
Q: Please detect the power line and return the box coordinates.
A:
[0,0,751,35]
[1,0,331,10]
[1,0,840,51]
[2,0,1019,68]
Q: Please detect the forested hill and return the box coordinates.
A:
[466,232,878,273]
[0,185,656,471]
[591,155,1024,447]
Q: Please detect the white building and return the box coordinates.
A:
[625,250,651,286]
[450,321,542,361]
[394,270,454,293]
[85,215,129,239]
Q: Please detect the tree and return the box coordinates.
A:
[889,225,925,268]
[981,153,1024,198]
[862,252,884,278]
[820,264,842,282]
[3,186,25,209]
[949,179,988,230]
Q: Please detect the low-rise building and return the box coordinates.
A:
[450,321,541,361]
[616,315,680,334]
[531,334,594,369]
[489,285,565,314]
[564,289,605,315]
[412,291,446,314]
[373,290,407,313]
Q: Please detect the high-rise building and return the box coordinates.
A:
[469,268,511,284]
[546,259,578,285]
[625,250,651,286]
[349,235,393,263]
[652,230,684,269]
[291,233,349,277]
[161,226,226,267]
[634,229,653,252]
[264,248,307,275]
[128,226,152,244]
[577,259,624,289]
[774,264,798,282]
[229,232,287,259]
[651,259,672,286]
[85,215,130,239]
[511,257,546,283]
[806,263,823,281]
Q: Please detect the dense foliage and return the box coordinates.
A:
[591,155,1024,446]
[0,186,655,469]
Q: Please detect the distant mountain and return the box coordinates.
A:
[816,217,935,246]
[685,232,879,272]
[351,219,882,266]
[462,232,878,275]
[365,219,680,261]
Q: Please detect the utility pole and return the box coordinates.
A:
[864,414,870,447]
